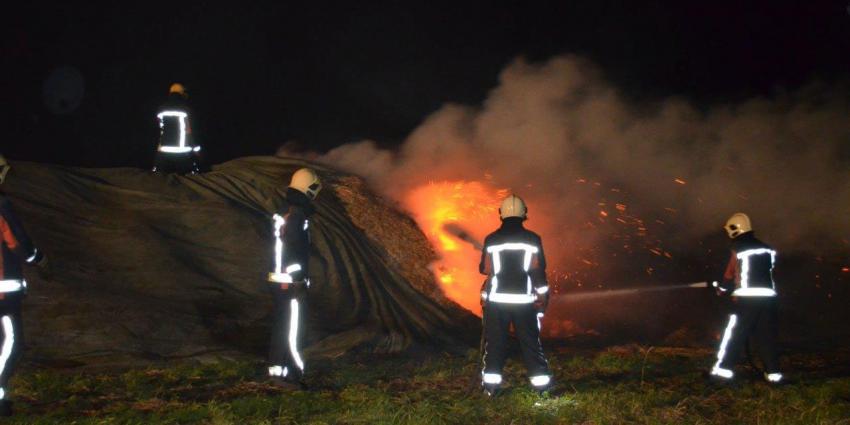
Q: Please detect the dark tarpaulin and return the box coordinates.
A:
[3,156,476,365]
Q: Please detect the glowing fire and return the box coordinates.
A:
[405,181,506,316]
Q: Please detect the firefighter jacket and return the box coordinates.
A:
[721,231,777,297]
[479,217,548,304]
[0,195,42,294]
[268,188,314,286]
[156,93,197,154]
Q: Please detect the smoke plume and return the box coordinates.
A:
[313,55,850,260]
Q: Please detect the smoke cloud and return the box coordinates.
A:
[305,56,850,267]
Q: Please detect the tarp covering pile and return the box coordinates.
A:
[3,157,477,365]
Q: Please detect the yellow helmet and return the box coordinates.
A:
[0,154,9,185]
[289,168,322,200]
[724,213,752,239]
[169,83,187,97]
[499,195,527,219]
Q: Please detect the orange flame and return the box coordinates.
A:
[405,181,505,316]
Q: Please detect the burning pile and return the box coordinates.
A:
[399,176,684,317]
[404,181,505,315]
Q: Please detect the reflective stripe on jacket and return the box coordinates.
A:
[479,217,548,304]
[722,232,777,297]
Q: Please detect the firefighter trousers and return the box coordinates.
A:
[482,302,550,388]
[0,300,22,400]
[714,297,780,376]
[268,286,306,381]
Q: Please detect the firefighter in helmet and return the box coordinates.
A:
[152,83,203,174]
[479,195,552,396]
[0,155,47,416]
[266,168,322,389]
[709,213,783,384]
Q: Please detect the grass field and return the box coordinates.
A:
[5,345,850,424]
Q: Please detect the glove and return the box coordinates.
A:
[533,292,549,314]
[712,280,733,297]
[480,278,490,307]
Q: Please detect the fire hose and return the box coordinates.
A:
[444,224,752,383]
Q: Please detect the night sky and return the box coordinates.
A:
[2,1,849,168]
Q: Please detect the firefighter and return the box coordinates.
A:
[709,213,783,384]
[152,83,203,174]
[0,155,47,416]
[479,194,552,396]
[266,168,321,389]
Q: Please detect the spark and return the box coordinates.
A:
[674,178,687,185]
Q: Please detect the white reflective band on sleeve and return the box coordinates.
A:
[736,248,777,293]
[535,285,549,295]
[711,314,737,379]
[530,375,551,387]
[732,287,777,297]
[487,293,537,304]
[766,373,783,383]
[303,220,309,231]
[286,264,302,274]
[26,249,38,263]
[0,316,15,388]
[482,373,502,384]
[0,280,24,293]
[289,299,304,371]
[157,110,189,150]
[272,214,286,275]
[268,273,293,284]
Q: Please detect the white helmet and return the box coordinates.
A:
[289,168,322,200]
[0,155,9,185]
[499,195,527,219]
[724,213,752,239]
